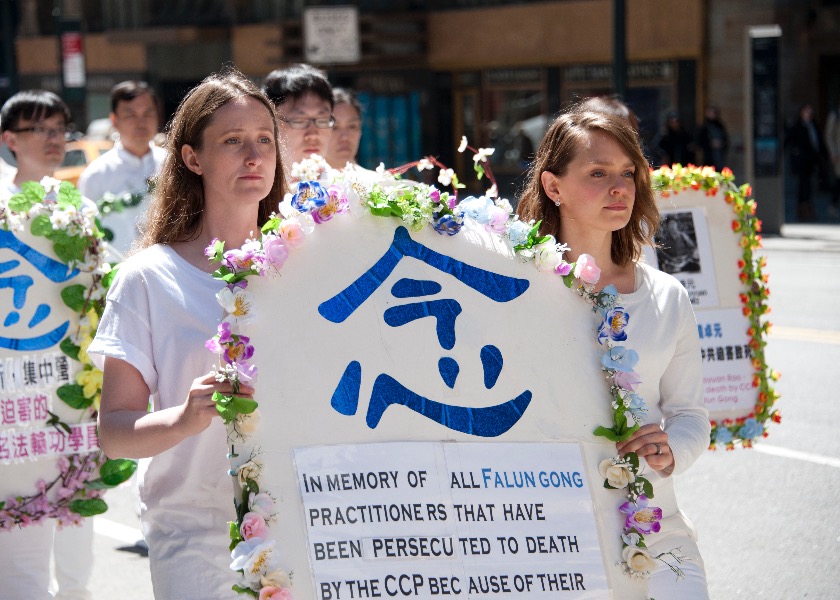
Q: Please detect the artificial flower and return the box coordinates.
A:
[240,511,269,540]
[248,492,275,520]
[236,459,262,488]
[438,168,455,186]
[598,306,629,344]
[457,136,468,153]
[260,585,292,600]
[262,234,288,270]
[291,181,329,212]
[433,215,462,236]
[739,417,763,440]
[601,346,639,372]
[261,569,291,589]
[533,238,563,272]
[613,369,642,391]
[230,537,280,589]
[217,287,256,326]
[416,158,434,171]
[599,457,636,489]
[573,253,601,285]
[619,495,662,535]
[622,545,657,576]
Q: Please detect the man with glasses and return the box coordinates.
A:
[78,81,165,255]
[0,89,95,600]
[262,63,334,184]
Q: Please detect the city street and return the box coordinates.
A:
[83,224,840,599]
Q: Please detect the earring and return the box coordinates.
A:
[553,198,561,207]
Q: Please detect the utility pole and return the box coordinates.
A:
[612,0,627,99]
[55,0,87,128]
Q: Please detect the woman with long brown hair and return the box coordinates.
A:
[518,107,710,598]
[89,68,284,598]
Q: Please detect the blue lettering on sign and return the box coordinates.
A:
[0,230,78,351]
[319,226,533,437]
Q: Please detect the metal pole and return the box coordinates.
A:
[613,0,627,98]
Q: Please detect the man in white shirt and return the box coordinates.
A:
[0,89,94,600]
[78,81,166,255]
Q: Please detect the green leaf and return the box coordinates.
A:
[69,497,108,517]
[231,396,258,416]
[56,383,93,409]
[260,217,280,234]
[52,231,88,263]
[59,336,81,361]
[9,181,44,212]
[102,265,118,289]
[593,425,621,441]
[60,284,88,312]
[639,477,654,498]
[229,521,243,550]
[30,214,54,237]
[99,458,138,486]
[57,181,82,210]
[231,584,259,597]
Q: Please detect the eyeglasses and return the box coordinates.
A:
[11,126,70,140]
[279,116,335,130]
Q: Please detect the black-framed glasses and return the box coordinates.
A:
[279,116,335,130]
[11,126,70,140]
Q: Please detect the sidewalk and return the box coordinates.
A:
[761,223,840,252]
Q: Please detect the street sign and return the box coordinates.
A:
[303,6,361,65]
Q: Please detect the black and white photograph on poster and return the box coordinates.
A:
[649,207,719,307]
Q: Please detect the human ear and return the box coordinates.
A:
[181,144,202,176]
[540,171,563,206]
[2,130,18,154]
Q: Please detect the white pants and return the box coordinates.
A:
[0,519,93,600]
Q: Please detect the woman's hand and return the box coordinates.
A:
[177,372,255,437]
[616,424,675,474]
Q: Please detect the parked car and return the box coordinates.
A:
[55,139,113,186]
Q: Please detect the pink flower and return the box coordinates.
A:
[259,587,291,600]
[486,206,509,234]
[279,219,305,246]
[613,369,642,391]
[574,254,601,285]
[223,336,254,365]
[262,234,288,269]
[555,261,573,277]
[240,511,269,540]
[619,495,662,535]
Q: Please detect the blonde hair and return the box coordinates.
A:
[516,107,658,266]
[139,68,284,250]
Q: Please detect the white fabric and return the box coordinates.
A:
[87,244,238,599]
[622,261,710,596]
[77,141,166,254]
[52,520,94,600]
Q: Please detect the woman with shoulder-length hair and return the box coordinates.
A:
[89,68,284,598]
[517,107,711,598]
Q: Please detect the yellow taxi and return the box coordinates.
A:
[55,139,113,186]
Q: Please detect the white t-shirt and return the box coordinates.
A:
[87,244,238,598]
[77,141,166,255]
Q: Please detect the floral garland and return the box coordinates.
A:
[207,145,714,595]
[95,177,156,243]
[0,177,136,530]
[651,164,780,450]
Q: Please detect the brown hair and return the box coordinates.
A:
[516,107,658,266]
[139,68,284,250]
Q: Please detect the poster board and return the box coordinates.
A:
[648,166,779,448]
[210,168,701,599]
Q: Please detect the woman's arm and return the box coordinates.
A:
[98,356,252,459]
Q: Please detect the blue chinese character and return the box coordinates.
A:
[0,230,78,351]
[319,226,532,437]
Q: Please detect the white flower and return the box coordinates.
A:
[494,197,513,214]
[236,459,262,488]
[621,532,642,547]
[49,210,72,230]
[230,538,281,589]
[416,158,434,172]
[533,237,562,272]
[599,457,636,489]
[437,168,455,186]
[458,136,468,153]
[486,183,499,198]
[236,410,260,436]
[473,147,495,163]
[376,162,388,175]
[217,287,256,326]
[249,491,275,520]
[39,176,62,193]
[621,545,657,578]
[261,568,291,589]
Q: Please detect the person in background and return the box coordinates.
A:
[696,104,729,171]
[326,87,363,169]
[824,101,840,218]
[654,110,695,167]
[89,68,280,599]
[78,80,165,256]
[262,63,334,183]
[786,103,828,222]
[0,89,94,600]
[517,106,710,599]
[581,95,640,133]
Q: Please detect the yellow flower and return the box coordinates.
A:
[76,368,103,399]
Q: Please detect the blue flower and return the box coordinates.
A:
[601,345,639,372]
[739,418,763,440]
[459,195,494,224]
[598,306,629,344]
[507,220,531,247]
[291,180,329,212]
[715,427,733,445]
[433,214,462,236]
[626,392,647,423]
[596,284,619,316]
